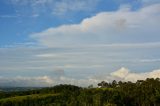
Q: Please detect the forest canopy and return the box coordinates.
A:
[0,78,160,106]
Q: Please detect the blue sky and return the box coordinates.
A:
[0,0,160,87]
[0,0,142,46]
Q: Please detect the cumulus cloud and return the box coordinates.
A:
[111,67,160,82]
[31,3,160,47]
[111,67,129,79]
[1,67,160,87]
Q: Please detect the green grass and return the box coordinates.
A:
[0,93,60,103]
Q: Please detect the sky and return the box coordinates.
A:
[0,0,160,87]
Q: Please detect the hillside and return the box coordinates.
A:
[0,78,160,106]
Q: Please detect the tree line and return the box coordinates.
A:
[0,78,160,106]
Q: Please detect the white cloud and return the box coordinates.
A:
[31,3,160,47]
[1,67,160,87]
[0,76,53,87]
[10,0,99,16]
[1,43,160,76]
[52,0,98,16]
[111,67,129,78]
[0,75,100,87]
[111,68,160,82]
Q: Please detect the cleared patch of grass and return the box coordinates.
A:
[0,93,60,103]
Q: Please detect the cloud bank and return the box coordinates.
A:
[111,67,160,82]
[1,67,160,87]
[31,3,160,47]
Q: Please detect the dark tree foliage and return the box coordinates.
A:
[0,79,160,106]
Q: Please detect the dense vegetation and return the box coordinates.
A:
[0,78,160,106]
